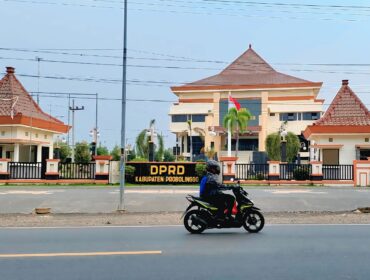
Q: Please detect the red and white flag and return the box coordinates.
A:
[229,94,241,110]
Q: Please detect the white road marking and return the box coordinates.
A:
[268,190,327,194]
[0,250,162,258]
[0,190,65,195]
[109,190,198,194]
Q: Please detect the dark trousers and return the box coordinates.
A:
[206,193,235,218]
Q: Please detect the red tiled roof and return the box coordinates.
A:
[0,67,69,133]
[304,80,370,138]
[171,45,322,91]
[315,80,370,126]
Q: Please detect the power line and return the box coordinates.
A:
[2,0,370,22]
[3,47,370,67]
[17,92,370,106]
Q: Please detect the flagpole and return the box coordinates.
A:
[228,91,232,157]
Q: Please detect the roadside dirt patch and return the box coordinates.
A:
[0,211,369,227]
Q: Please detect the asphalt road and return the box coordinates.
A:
[1,186,370,213]
[0,225,370,280]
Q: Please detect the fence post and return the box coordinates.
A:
[268,161,280,181]
[353,157,370,187]
[94,155,112,181]
[0,159,10,179]
[310,161,323,181]
[219,157,238,182]
[45,159,60,180]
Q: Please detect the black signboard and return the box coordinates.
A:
[127,162,200,184]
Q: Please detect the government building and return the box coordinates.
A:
[169,45,323,163]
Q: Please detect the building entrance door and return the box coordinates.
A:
[322,149,339,165]
[41,147,49,179]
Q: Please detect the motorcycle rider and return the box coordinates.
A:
[199,160,235,221]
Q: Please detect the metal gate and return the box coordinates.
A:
[8,162,42,179]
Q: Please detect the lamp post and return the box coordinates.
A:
[280,129,288,163]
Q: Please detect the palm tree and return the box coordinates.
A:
[135,119,164,161]
[187,120,193,162]
[223,107,252,157]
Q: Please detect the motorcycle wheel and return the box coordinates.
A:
[183,210,207,234]
[243,210,265,233]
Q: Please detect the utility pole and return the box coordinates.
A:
[95,93,98,156]
[119,0,128,211]
[36,57,41,104]
[69,99,84,162]
[67,94,71,147]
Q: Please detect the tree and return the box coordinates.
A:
[223,107,252,157]
[97,146,109,156]
[54,142,71,163]
[135,119,164,161]
[187,120,193,161]
[110,145,120,161]
[155,134,164,161]
[74,141,91,164]
[110,145,136,161]
[163,149,175,162]
[265,132,300,162]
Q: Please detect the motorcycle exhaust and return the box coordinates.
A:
[191,215,207,227]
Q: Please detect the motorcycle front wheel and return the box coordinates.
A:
[243,210,265,233]
[183,210,207,234]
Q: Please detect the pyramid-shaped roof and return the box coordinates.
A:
[171,45,322,92]
[0,67,69,133]
[304,80,370,137]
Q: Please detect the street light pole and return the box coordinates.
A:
[69,99,85,163]
[119,0,128,211]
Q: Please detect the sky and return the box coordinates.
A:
[1,0,370,150]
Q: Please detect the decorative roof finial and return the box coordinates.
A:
[6,67,15,74]
[249,44,252,49]
[342,79,349,86]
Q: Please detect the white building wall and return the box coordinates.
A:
[310,134,370,164]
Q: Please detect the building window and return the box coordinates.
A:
[1,131,5,136]
[171,115,188,122]
[329,138,333,142]
[44,135,48,139]
[270,113,275,117]
[191,115,206,122]
[35,134,38,138]
[25,132,29,137]
[280,113,297,121]
[365,138,369,143]
[302,112,320,120]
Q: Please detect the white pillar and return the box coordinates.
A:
[49,145,54,160]
[14,144,20,162]
[37,145,42,162]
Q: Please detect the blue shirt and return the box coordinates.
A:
[199,176,207,197]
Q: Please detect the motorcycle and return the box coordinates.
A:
[182,183,264,234]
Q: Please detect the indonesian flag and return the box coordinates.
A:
[229,94,241,110]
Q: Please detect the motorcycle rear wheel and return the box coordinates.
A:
[243,210,265,233]
[184,210,207,234]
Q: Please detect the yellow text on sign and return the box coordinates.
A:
[150,165,185,175]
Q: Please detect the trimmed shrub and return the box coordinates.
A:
[125,165,136,183]
[293,167,310,181]
[195,163,207,178]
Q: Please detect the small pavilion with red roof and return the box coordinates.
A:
[0,67,69,163]
[304,80,370,165]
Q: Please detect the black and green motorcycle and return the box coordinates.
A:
[182,184,264,234]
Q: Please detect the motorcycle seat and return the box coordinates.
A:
[190,195,218,210]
